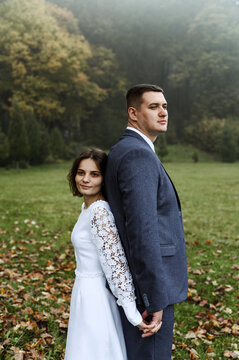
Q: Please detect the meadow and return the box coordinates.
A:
[0,161,238,359]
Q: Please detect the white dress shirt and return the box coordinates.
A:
[126,126,155,152]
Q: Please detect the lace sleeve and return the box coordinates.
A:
[90,204,137,307]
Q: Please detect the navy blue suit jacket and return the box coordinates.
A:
[105,130,188,313]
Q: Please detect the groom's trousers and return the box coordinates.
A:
[119,304,174,360]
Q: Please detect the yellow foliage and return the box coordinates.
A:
[0,0,105,123]
[77,73,89,83]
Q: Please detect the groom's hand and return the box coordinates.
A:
[141,310,163,338]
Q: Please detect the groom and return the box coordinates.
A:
[105,84,188,359]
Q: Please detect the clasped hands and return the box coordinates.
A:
[137,310,163,338]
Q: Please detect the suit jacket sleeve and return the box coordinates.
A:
[118,147,169,312]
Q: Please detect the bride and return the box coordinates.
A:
[64,148,154,360]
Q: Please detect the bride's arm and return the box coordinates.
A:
[90,204,142,326]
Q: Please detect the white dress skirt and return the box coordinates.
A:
[64,200,142,360]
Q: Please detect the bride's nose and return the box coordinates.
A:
[82,173,90,182]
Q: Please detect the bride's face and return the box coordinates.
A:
[75,158,103,199]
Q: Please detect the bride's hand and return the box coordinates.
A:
[137,320,155,332]
[137,318,163,337]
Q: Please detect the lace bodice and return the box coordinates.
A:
[71,200,142,326]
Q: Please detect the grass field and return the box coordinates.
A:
[0,161,238,359]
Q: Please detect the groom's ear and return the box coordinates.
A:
[128,106,137,121]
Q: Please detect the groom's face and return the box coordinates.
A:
[135,91,168,140]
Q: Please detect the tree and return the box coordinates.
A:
[51,0,239,144]
[155,134,168,160]
[8,98,29,167]
[79,46,126,148]
[184,118,226,153]
[0,129,9,165]
[169,0,239,125]
[50,127,66,159]
[0,0,107,130]
[2,0,239,151]
[38,124,51,164]
[192,152,199,163]
[26,110,42,165]
[218,126,237,162]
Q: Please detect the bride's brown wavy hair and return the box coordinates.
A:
[67,148,107,198]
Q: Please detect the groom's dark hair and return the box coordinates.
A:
[126,84,163,110]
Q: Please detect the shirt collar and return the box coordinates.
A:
[126,127,155,152]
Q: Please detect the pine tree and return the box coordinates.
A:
[8,98,29,167]
[192,151,199,163]
[0,129,9,165]
[50,127,66,159]
[156,134,168,160]
[26,109,42,165]
[218,126,237,163]
[38,124,51,164]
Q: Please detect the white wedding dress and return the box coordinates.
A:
[64,200,142,360]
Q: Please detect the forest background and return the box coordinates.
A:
[0,0,239,167]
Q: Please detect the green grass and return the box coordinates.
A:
[0,162,239,359]
[165,162,239,359]
[163,144,215,163]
